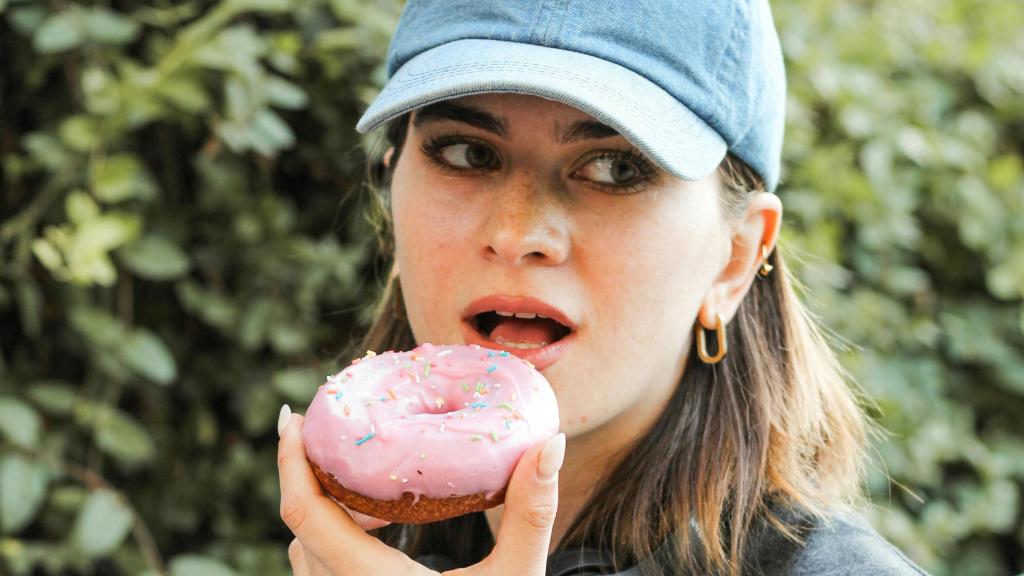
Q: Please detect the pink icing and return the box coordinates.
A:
[302,343,560,502]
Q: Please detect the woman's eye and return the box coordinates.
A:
[577,156,643,186]
[437,142,496,169]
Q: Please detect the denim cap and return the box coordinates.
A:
[356,0,787,192]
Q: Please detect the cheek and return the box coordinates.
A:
[392,159,482,257]
[583,199,718,343]
[391,172,479,339]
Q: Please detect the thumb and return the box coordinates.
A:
[487,432,566,574]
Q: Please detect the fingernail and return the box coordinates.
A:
[537,432,565,483]
[277,404,292,438]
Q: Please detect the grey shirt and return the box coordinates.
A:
[416,509,930,575]
[740,511,929,576]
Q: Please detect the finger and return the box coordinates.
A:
[320,485,391,532]
[485,432,565,574]
[290,538,331,576]
[278,412,419,574]
[334,498,391,531]
[289,538,311,576]
[304,547,333,576]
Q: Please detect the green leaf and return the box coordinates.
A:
[237,297,273,350]
[239,384,278,435]
[31,235,64,268]
[264,75,308,109]
[156,76,212,113]
[272,367,321,404]
[249,108,294,151]
[169,555,238,576]
[90,154,157,204]
[49,485,86,513]
[0,397,42,449]
[94,408,156,465]
[9,6,47,36]
[83,7,140,44]
[269,322,309,355]
[217,121,250,153]
[120,328,177,385]
[75,213,142,254]
[69,306,126,350]
[118,235,191,281]
[225,76,250,119]
[26,381,78,416]
[314,27,360,51]
[58,115,99,153]
[176,281,239,330]
[0,454,49,534]
[225,0,291,12]
[23,132,71,171]
[65,190,100,225]
[70,489,134,558]
[33,10,85,53]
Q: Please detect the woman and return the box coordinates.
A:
[276,0,929,574]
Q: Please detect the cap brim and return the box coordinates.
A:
[356,39,726,182]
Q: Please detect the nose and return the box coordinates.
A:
[483,181,571,267]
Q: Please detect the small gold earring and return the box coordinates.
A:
[695,313,727,364]
[759,244,774,277]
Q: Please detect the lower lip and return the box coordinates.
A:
[460,320,575,371]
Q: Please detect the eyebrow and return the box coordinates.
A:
[411,101,621,144]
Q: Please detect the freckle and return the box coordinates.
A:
[581,415,588,423]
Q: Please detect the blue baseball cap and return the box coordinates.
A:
[356,0,787,192]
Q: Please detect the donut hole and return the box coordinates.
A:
[408,390,489,417]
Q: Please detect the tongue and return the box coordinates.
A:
[488,317,562,344]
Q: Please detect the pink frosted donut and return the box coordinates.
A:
[302,343,560,524]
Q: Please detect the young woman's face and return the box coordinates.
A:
[389,93,733,442]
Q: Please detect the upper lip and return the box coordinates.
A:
[463,295,578,331]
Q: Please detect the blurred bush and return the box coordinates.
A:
[0,0,1021,574]
[774,1,1024,574]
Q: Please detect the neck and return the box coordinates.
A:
[485,430,618,551]
[485,384,674,552]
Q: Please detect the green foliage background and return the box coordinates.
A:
[0,0,1021,574]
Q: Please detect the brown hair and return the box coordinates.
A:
[347,113,872,574]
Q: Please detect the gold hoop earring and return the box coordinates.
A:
[695,313,728,364]
[759,244,774,277]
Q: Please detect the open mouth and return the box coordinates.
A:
[469,311,573,350]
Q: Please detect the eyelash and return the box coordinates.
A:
[418,132,660,194]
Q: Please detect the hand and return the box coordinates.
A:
[277,405,566,575]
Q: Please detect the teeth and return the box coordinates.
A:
[490,310,551,320]
[493,336,548,349]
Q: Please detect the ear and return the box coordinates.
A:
[698,193,783,329]
[383,147,395,169]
